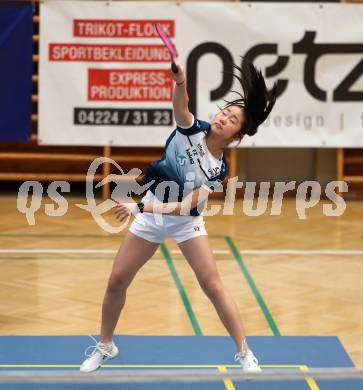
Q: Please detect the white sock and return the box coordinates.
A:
[99,341,113,351]
[241,338,249,354]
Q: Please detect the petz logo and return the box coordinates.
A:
[187,31,363,113]
[177,154,187,166]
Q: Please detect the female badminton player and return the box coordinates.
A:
[80,58,277,373]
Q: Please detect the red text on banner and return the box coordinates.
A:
[74,20,175,38]
[49,44,172,62]
[88,69,173,101]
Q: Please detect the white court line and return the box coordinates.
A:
[172,249,363,255]
[0,249,117,254]
[172,249,228,255]
[239,249,363,255]
[0,249,363,255]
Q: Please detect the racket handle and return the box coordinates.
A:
[171,62,178,74]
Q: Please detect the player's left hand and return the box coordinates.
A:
[113,203,139,221]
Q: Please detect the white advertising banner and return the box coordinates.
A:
[39,1,363,147]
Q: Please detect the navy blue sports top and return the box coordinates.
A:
[142,116,228,216]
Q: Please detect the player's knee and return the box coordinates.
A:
[200,276,224,300]
[107,271,130,293]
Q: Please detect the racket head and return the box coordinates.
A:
[155,23,178,59]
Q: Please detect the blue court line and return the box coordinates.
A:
[225,236,281,336]
[160,243,202,335]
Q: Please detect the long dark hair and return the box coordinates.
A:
[224,57,277,136]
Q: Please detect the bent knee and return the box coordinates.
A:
[199,276,224,299]
[107,272,132,293]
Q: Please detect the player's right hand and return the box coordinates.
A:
[171,64,185,84]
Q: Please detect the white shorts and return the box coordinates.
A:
[129,191,207,244]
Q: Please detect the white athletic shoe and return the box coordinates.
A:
[234,349,262,372]
[80,336,119,373]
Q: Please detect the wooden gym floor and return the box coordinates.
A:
[0,194,362,368]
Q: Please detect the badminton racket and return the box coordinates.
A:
[155,23,179,74]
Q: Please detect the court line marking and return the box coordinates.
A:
[217,365,317,390]
[0,233,115,238]
[218,366,236,390]
[0,364,319,389]
[175,249,363,256]
[0,256,114,260]
[160,243,202,335]
[0,233,226,239]
[0,363,317,368]
[301,365,319,390]
[0,249,117,254]
[239,250,363,256]
[1,249,363,255]
[0,256,166,261]
[225,236,281,336]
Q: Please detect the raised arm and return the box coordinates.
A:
[172,64,193,127]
